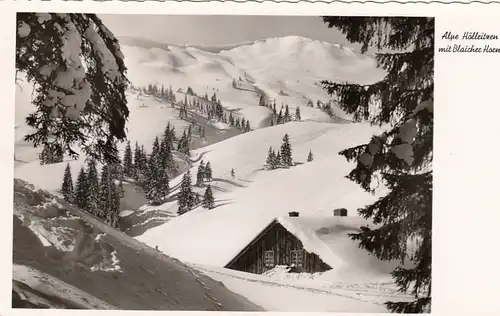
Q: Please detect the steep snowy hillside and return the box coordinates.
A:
[13,179,262,310]
[121,36,385,128]
[136,120,391,274]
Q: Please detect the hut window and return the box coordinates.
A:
[291,250,303,267]
[264,250,275,267]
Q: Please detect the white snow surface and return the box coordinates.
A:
[194,264,409,312]
[121,35,385,128]
[119,210,134,217]
[90,250,123,273]
[276,216,400,281]
[137,120,391,280]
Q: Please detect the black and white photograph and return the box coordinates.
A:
[13,13,433,313]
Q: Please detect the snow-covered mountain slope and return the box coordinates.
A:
[121,36,385,128]
[12,179,262,310]
[136,120,391,278]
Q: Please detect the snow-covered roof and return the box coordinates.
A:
[274,216,400,278]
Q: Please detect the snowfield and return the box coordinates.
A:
[137,121,390,269]
[121,35,385,128]
[12,34,409,312]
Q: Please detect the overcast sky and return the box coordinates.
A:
[99,15,363,49]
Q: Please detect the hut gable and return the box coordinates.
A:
[224,219,331,274]
[225,215,400,277]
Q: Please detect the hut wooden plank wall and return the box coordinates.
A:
[225,220,331,274]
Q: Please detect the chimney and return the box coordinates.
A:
[288,211,299,217]
[333,208,348,217]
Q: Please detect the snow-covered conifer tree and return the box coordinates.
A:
[74,166,88,209]
[204,162,213,182]
[203,185,215,209]
[61,163,74,202]
[280,134,293,166]
[17,13,129,163]
[321,16,434,313]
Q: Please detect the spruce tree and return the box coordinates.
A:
[259,95,266,107]
[39,143,64,165]
[107,180,120,228]
[275,150,282,167]
[196,160,206,187]
[204,162,213,182]
[133,141,141,180]
[307,150,314,162]
[99,164,112,218]
[18,13,129,163]
[284,105,291,123]
[61,163,74,203]
[178,170,194,214]
[86,159,100,215]
[280,134,293,166]
[320,17,433,313]
[295,107,301,121]
[177,130,187,153]
[123,140,133,178]
[266,146,275,168]
[229,113,234,126]
[203,185,215,209]
[277,109,283,125]
[74,166,88,209]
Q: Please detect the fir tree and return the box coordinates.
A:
[284,105,291,123]
[204,161,213,182]
[39,143,64,165]
[259,95,266,107]
[74,166,88,209]
[99,164,112,218]
[280,134,293,166]
[107,180,120,228]
[123,140,134,178]
[231,168,235,179]
[266,146,275,168]
[86,159,100,215]
[61,163,74,203]
[295,107,301,121]
[277,109,283,125]
[18,13,129,163]
[307,150,314,162]
[203,185,215,209]
[275,150,282,167]
[178,170,195,214]
[196,160,205,187]
[229,113,234,126]
[133,141,141,180]
[320,16,434,313]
